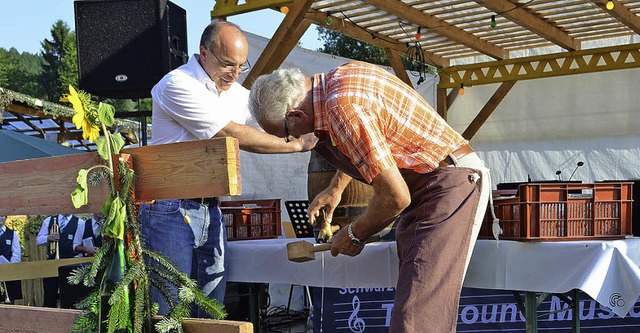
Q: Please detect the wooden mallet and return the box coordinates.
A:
[287,240,333,262]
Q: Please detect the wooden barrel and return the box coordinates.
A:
[307,150,375,240]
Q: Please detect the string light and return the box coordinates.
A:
[416,27,422,40]
[280,6,289,14]
[326,12,333,25]
[490,15,497,29]
[459,84,465,95]
[606,0,614,10]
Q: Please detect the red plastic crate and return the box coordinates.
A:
[480,182,634,241]
[220,199,281,241]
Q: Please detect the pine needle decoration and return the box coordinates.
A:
[63,86,227,333]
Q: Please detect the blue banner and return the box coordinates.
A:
[311,287,640,332]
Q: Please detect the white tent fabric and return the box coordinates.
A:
[448,67,640,185]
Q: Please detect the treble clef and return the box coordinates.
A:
[348,295,366,332]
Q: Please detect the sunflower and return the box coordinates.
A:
[60,85,101,142]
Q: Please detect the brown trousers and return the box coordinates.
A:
[312,141,486,332]
[390,167,482,333]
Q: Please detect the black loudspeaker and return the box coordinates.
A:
[75,0,188,99]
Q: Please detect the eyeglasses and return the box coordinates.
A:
[210,50,251,73]
[283,118,290,143]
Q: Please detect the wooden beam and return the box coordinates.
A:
[0,152,109,216]
[436,87,448,120]
[591,0,640,35]
[476,0,580,51]
[0,305,254,333]
[5,103,71,123]
[384,47,413,88]
[447,87,460,110]
[0,257,91,281]
[242,0,314,88]
[462,80,517,140]
[304,11,448,67]
[0,137,241,216]
[438,43,640,88]
[262,18,313,75]
[123,138,241,201]
[363,0,508,60]
[212,0,293,18]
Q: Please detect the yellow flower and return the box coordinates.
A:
[60,85,101,143]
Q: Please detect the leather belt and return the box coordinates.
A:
[438,144,474,168]
[185,197,220,207]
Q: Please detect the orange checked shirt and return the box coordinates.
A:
[312,61,468,183]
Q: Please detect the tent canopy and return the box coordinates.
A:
[0,129,84,162]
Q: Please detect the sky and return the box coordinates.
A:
[0,0,323,56]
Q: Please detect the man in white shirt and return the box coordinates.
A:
[141,20,315,318]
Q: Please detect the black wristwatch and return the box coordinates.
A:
[347,223,366,247]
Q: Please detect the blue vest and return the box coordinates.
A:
[47,215,79,259]
[82,219,102,248]
[0,228,15,261]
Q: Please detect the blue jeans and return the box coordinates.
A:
[139,199,228,317]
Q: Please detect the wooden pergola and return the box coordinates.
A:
[211,0,640,139]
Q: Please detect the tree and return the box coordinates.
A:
[40,20,78,101]
[0,47,46,98]
[316,26,436,79]
[316,26,389,66]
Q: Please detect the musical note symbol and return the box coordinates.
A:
[348,295,366,332]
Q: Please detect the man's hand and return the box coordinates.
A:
[328,227,365,257]
[47,232,59,242]
[290,133,318,152]
[84,246,97,257]
[308,188,342,226]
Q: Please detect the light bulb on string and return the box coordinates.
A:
[490,15,497,29]
[326,12,333,25]
[280,6,289,14]
[416,27,422,40]
[606,0,614,10]
[459,84,465,96]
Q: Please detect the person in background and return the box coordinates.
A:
[0,215,22,303]
[141,19,315,317]
[74,212,104,257]
[248,62,492,333]
[36,214,86,307]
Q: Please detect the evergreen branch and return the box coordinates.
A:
[108,287,132,333]
[66,264,91,286]
[132,278,153,333]
[192,288,227,319]
[154,317,183,333]
[147,267,178,310]
[87,240,113,284]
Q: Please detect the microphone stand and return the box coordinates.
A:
[568,161,585,182]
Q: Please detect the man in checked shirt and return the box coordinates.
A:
[248,61,492,332]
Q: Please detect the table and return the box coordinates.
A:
[228,237,640,331]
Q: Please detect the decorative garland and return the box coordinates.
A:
[58,85,224,333]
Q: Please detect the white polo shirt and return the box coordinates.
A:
[151,54,253,145]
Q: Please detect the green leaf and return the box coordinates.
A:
[70,169,89,208]
[104,197,126,240]
[70,184,88,209]
[96,137,109,161]
[97,102,115,127]
[101,196,114,218]
[109,134,125,155]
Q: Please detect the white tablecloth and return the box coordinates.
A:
[227,237,640,317]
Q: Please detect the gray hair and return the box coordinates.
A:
[249,68,307,129]
[200,20,242,50]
